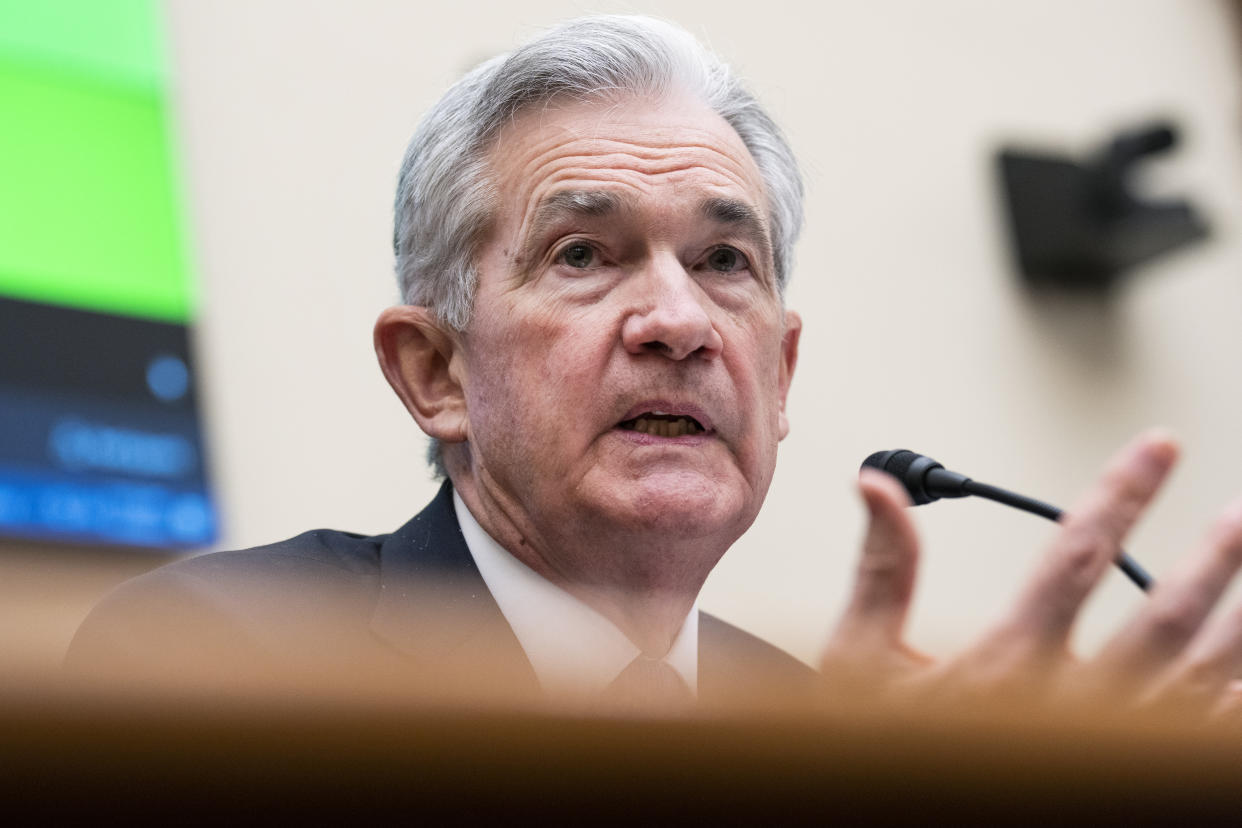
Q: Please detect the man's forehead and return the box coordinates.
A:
[486,94,766,203]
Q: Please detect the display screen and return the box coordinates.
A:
[0,0,217,548]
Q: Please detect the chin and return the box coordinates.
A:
[599,472,755,540]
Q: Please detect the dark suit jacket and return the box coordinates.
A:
[67,482,815,703]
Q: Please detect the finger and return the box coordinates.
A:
[998,430,1179,654]
[820,471,924,689]
[1210,679,1242,723]
[1144,603,1242,711]
[1182,600,1242,690]
[832,469,920,648]
[1102,494,1242,684]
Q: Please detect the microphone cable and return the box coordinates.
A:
[863,449,1154,592]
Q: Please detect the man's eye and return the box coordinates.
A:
[706,246,748,273]
[558,243,596,269]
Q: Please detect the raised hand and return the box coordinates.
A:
[821,431,1242,714]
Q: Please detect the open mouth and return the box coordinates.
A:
[617,411,707,438]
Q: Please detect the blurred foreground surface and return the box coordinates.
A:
[0,542,168,679]
[4,679,1242,822]
[5,552,1242,822]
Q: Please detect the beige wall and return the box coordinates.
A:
[163,0,1242,664]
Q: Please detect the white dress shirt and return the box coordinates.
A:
[453,491,698,700]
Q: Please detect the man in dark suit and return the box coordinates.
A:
[68,16,812,707]
[68,480,813,706]
[69,15,1242,715]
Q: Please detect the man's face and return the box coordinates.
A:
[457,93,799,584]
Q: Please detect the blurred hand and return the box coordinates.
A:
[821,431,1242,715]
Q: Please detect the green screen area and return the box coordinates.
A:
[0,0,193,323]
[0,0,165,92]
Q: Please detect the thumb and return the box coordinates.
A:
[834,469,921,648]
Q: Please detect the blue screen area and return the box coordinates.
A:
[0,384,216,548]
[0,297,218,549]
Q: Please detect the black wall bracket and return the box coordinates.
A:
[997,122,1209,290]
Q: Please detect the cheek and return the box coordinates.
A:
[728,327,788,442]
[466,307,612,450]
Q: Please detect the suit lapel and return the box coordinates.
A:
[699,612,817,705]
[369,481,538,689]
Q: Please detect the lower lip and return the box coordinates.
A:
[611,428,716,446]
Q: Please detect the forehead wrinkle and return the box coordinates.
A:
[498,118,758,186]
[487,94,766,209]
[515,139,757,188]
[508,150,757,240]
[504,115,749,159]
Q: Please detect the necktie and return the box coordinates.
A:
[602,655,694,713]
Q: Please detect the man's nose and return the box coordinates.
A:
[620,256,724,360]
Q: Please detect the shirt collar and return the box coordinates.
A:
[452,490,698,699]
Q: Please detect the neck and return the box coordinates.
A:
[448,467,718,658]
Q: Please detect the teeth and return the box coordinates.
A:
[626,415,701,437]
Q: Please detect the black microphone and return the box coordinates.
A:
[861,449,1154,592]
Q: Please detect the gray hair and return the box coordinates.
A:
[392,14,804,476]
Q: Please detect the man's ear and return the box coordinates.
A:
[777,309,801,441]
[374,306,469,444]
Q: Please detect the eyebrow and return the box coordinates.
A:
[700,197,773,265]
[528,190,622,240]
[515,190,623,272]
